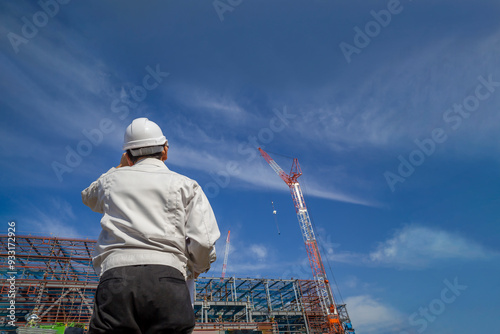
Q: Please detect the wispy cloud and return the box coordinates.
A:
[0,4,173,188]
[167,84,249,120]
[21,197,82,238]
[320,224,500,270]
[169,144,377,207]
[0,14,118,188]
[227,242,278,277]
[291,29,500,154]
[318,224,498,270]
[249,244,268,260]
[207,235,291,279]
[368,225,498,269]
[345,295,405,334]
[0,34,111,139]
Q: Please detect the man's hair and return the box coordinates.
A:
[126,149,163,164]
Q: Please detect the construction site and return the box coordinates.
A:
[1,149,355,334]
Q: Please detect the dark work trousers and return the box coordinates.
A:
[89,265,195,334]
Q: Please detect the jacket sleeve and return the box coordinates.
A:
[185,182,221,274]
[81,168,114,214]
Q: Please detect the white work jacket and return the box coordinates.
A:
[81,158,220,278]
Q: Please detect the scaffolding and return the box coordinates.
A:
[0,235,97,331]
[1,235,331,333]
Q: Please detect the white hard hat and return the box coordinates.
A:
[123,118,167,156]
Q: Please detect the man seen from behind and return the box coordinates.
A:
[82,117,220,334]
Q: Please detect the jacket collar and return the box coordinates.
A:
[134,158,169,169]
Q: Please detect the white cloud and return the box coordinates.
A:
[0,37,111,138]
[25,216,81,239]
[291,29,500,155]
[345,295,406,334]
[49,197,77,220]
[317,225,498,270]
[250,244,268,260]
[169,144,377,207]
[207,234,279,278]
[168,84,248,120]
[369,225,497,269]
[21,197,82,238]
[207,234,303,279]
[301,180,381,207]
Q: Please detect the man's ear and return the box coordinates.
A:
[161,145,168,161]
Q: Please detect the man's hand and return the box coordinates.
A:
[116,153,131,168]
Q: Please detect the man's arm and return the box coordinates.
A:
[81,178,105,213]
[185,183,221,275]
[82,153,128,213]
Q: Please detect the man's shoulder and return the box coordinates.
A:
[129,161,199,185]
[105,160,201,189]
[166,169,197,184]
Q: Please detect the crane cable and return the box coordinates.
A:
[258,152,282,235]
[265,149,295,160]
[271,201,281,235]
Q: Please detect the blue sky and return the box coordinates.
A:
[1,0,499,333]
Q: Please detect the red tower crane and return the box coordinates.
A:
[220,230,231,281]
[259,148,354,334]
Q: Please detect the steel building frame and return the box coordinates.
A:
[1,235,328,334]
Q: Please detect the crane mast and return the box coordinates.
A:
[259,148,354,334]
[221,230,231,282]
